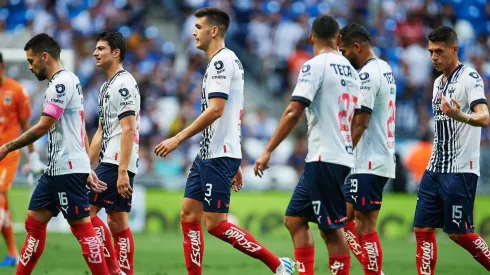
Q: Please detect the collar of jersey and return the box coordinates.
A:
[48,69,65,83]
[441,64,464,86]
[209,47,227,62]
[360,58,377,70]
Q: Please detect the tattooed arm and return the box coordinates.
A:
[0,115,56,160]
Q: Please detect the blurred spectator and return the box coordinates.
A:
[404,131,433,183]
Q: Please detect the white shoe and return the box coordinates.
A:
[275,257,295,275]
[381,272,385,275]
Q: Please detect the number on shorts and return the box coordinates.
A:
[452,205,463,219]
[350,178,358,194]
[312,200,321,216]
[205,183,212,197]
[58,192,68,206]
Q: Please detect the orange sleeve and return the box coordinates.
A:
[16,85,31,121]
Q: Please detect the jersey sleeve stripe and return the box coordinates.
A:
[470,98,487,111]
[208,92,228,100]
[358,106,373,114]
[118,110,136,120]
[291,96,311,107]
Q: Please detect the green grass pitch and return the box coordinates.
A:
[0,231,486,274]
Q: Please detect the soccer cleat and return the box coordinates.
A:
[381,272,385,275]
[0,255,18,267]
[275,257,295,275]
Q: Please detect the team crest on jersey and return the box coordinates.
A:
[302,64,311,73]
[3,95,11,105]
[359,72,369,80]
[118,88,129,97]
[214,61,224,74]
[55,84,65,94]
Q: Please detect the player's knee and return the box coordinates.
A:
[284,216,308,233]
[180,208,201,223]
[448,233,462,242]
[107,217,126,233]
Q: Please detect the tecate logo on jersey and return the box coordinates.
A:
[117,237,131,269]
[84,236,103,264]
[188,230,201,266]
[364,242,379,272]
[474,238,490,261]
[223,227,262,253]
[19,236,40,266]
[419,241,433,275]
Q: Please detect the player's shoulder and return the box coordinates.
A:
[210,48,237,71]
[112,70,136,86]
[461,65,483,82]
[49,70,78,92]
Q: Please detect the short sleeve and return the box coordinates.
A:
[207,57,233,99]
[465,71,487,111]
[42,81,71,120]
[16,86,31,120]
[113,79,137,120]
[291,61,321,107]
[355,71,378,114]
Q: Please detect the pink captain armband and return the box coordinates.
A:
[43,102,64,119]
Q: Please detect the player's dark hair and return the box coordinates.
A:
[340,23,372,46]
[24,33,61,60]
[428,26,458,45]
[311,15,340,40]
[194,7,230,37]
[96,31,127,62]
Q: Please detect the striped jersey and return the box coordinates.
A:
[291,52,360,167]
[98,70,140,174]
[42,70,90,176]
[199,48,244,160]
[352,58,396,178]
[427,64,487,176]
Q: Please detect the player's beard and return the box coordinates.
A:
[349,56,360,70]
[33,66,47,81]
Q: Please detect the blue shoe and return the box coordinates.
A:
[275,257,295,275]
[0,255,18,267]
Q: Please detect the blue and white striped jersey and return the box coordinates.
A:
[42,70,91,176]
[98,70,140,174]
[199,48,244,160]
[427,64,487,176]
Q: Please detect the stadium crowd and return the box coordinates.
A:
[1,0,490,190]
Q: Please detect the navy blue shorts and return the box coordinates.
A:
[413,170,478,234]
[184,156,241,213]
[286,162,351,230]
[343,174,389,211]
[89,163,135,212]
[29,173,90,220]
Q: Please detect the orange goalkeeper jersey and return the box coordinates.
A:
[0,78,31,162]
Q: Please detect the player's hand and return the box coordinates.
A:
[87,170,107,193]
[154,136,181,157]
[0,146,9,162]
[117,170,133,199]
[232,167,244,192]
[254,151,271,178]
[440,96,463,120]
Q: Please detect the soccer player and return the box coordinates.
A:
[88,31,140,275]
[338,23,395,275]
[0,52,44,267]
[413,26,490,274]
[254,15,359,275]
[0,33,110,275]
[154,7,295,275]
